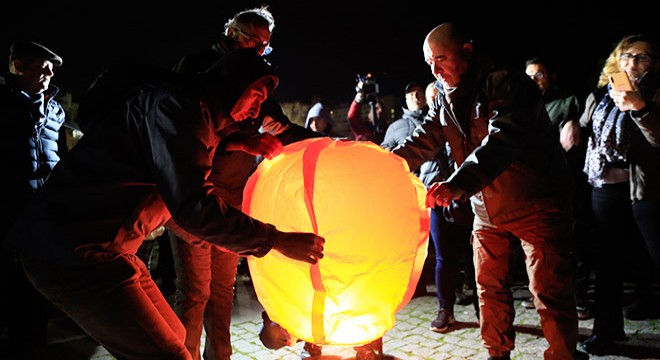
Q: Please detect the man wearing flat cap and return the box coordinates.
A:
[4,47,325,359]
[0,40,66,358]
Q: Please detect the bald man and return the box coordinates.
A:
[393,23,585,360]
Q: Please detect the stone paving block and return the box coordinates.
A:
[450,346,481,358]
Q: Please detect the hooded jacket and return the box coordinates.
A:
[5,49,280,265]
[381,106,448,188]
[304,102,337,137]
[393,55,573,224]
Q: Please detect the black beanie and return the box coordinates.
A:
[204,48,278,107]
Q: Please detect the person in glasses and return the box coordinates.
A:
[170,6,323,360]
[519,57,595,321]
[392,22,587,360]
[561,34,660,356]
[173,6,274,74]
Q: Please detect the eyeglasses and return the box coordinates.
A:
[527,71,545,80]
[620,53,652,63]
[233,27,272,56]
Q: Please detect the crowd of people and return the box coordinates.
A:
[1,5,658,360]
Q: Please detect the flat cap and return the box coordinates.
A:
[9,41,63,66]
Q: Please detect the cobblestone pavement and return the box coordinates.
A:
[42,279,660,360]
[228,282,660,360]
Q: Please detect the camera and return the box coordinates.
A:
[356,73,379,103]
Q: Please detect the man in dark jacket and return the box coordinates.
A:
[169,6,323,360]
[4,48,324,360]
[382,82,477,332]
[393,23,583,360]
[0,40,66,359]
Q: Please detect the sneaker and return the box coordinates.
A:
[623,299,655,320]
[576,304,593,320]
[521,297,535,309]
[430,308,455,332]
[579,333,626,355]
[574,349,590,360]
[455,288,473,305]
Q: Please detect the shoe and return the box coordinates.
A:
[574,349,590,360]
[576,304,593,320]
[430,308,455,332]
[623,299,655,320]
[300,342,322,358]
[579,333,625,355]
[455,288,473,305]
[521,297,535,309]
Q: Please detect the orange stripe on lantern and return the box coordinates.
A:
[302,137,329,345]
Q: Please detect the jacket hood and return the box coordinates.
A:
[210,34,235,56]
[304,102,335,129]
[401,107,426,125]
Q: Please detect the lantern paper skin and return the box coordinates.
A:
[243,137,429,347]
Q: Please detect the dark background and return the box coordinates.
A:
[1,1,655,105]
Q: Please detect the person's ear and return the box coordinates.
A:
[226,27,238,40]
[462,42,474,60]
[11,59,25,73]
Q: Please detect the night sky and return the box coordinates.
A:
[1,1,655,106]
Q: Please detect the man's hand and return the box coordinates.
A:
[560,120,581,151]
[272,231,325,265]
[426,181,466,208]
[226,132,284,159]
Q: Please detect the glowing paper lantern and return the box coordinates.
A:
[243,137,429,347]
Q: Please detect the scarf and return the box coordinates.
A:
[583,87,631,187]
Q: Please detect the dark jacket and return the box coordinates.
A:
[393,56,573,224]
[304,102,342,138]
[381,106,448,188]
[0,73,66,239]
[543,86,581,130]
[4,50,280,265]
[579,74,660,201]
